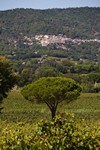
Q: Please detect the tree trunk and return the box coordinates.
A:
[45,101,58,119]
[51,106,56,119]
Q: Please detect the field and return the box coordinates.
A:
[0,90,100,149]
[0,90,100,123]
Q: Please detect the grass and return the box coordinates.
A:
[0,90,100,123]
[59,93,100,121]
[0,90,50,123]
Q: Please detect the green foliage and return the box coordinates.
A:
[34,66,62,80]
[0,8,100,38]
[88,72,100,83]
[17,68,35,87]
[0,56,17,102]
[21,77,81,118]
[0,113,100,149]
[80,73,100,93]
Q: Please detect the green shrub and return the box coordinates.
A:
[0,113,100,150]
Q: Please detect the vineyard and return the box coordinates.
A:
[0,90,100,149]
[0,113,100,149]
[0,7,100,149]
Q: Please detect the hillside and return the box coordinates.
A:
[0,7,100,38]
[0,7,100,86]
[0,7,100,58]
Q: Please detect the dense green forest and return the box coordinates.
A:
[0,7,100,90]
[0,7,100,38]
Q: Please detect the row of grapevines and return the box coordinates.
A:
[0,113,100,150]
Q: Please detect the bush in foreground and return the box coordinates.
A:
[0,113,100,150]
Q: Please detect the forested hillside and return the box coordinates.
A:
[0,7,100,38]
[0,7,100,89]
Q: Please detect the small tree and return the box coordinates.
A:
[88,72,100,84]
[0,56,17,103]
[34,66,62,80]
[21,77,81,118]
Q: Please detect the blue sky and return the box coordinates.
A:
[0,0,100,10]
